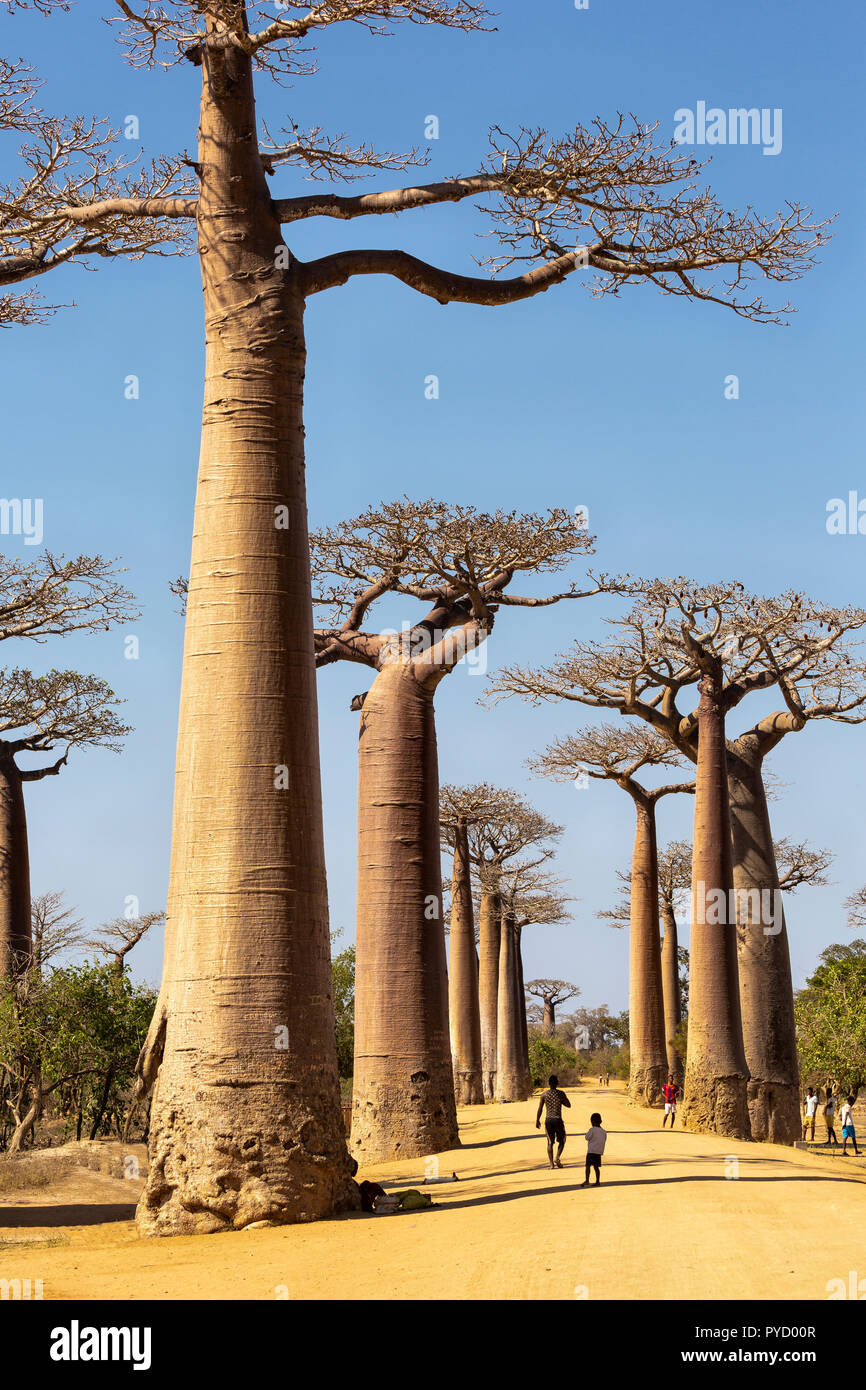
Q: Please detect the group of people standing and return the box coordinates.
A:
[802,1084,859,1154]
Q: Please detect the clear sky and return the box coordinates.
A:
[2,0,864,1012]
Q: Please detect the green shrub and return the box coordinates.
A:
[528,1035,577,1087]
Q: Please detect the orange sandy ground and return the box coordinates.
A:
[2,1081,864,1301]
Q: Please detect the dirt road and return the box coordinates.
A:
[2,1082,863,1300]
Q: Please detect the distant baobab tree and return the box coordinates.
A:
[491,580,866,1141]
[85,910,166,977]
[440,785,505,1107]
[525,980,581,1037]
[604,836,832,1086]
[2,2,830,1233]
[496,863,570,1101]
[533,723,693,1105]
[0,670,130,975]
[441,785,563,1101]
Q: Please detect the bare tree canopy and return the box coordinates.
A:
[530,721,695,802]
[85,910,166,974]
[0,668,130,771]
[601,833,832,925]
[0,554,138,642]
[525,978,580,1007]
[489,580,866,757]
[2,5,830,324]
[439,783,563,873]
[312,499,605,676]
[774,838,833,892]
[844,886,866,933]
[498,862,572,930]
[30,890,85,972]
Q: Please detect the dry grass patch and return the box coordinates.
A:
[0,1152,75,1193]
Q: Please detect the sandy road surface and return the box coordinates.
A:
[2,1082,863,1301]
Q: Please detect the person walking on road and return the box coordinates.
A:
[536,1074,571,1169]
[580,1112,606,1187]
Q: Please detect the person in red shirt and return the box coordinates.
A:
[661,1075,680,1128]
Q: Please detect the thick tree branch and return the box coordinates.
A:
[298,246,587,304]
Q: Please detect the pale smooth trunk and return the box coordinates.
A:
[728,744,800,1143]
[138,42,355,1235]
[478,888,501,1100]
[0,757,31,974]
[660,902,684,1085]
[542,999,556,1037]
[628,798,668,1106]
[448,821,484,1105]
[351,664,458,1161]
[681,666,750,1138]
[495,911,530,1101]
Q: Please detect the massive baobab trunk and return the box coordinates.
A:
[137,39,357,1235]
[627,796,668,1106]
[448,819,484,1106]
[660,901,684,1084]
[495,910,530,1101]
[0,755,31,974]
[351,663,458,1161]
[727,742,800,1144]
[478,886,501,1100]
[681,658,750,1139]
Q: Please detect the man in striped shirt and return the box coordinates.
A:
[536,1074,571,1169]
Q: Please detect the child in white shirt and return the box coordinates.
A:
[581,1112,607,1187]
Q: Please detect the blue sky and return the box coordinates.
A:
[1,0,864,1011]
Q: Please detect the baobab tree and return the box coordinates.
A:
[313,500,596,1159]
[0,669,130,974]
[440,784,503,1106]
[599,840,691,1083]
[85,910,167,978]
[442,785,563,1100]
[0,551,136,966]
[496,863,570,1101]
[657,840,690,1084]
[4,2,829,1231]
[532,724,693,1105]
[491,580,866,1140]
[604,836,831,1086]
[525,979,581,1037]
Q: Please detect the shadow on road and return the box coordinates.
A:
[0,1203,136,1228]
[432,1170,866,1211]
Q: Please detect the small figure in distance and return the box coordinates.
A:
[802,1086,818,1143]
[840,1095,860,1157]
[661,1075,679,1128]
[823,1084,839,1147]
